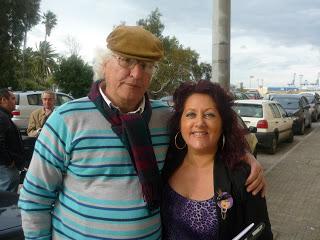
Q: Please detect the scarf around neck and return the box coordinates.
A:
[88,80,161,211]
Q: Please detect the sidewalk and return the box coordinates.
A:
[266,124,320,240]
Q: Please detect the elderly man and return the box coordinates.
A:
[27,90,56,137]
[19,26,265,239]
[0,88,25,192]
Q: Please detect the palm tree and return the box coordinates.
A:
[40,11,57,83]
[21,0,41,84]
[33,41,58,84]
[42,10,57,42]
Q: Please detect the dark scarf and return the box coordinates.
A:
[88,80,161,211]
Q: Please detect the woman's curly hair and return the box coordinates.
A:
[162,80,249,181]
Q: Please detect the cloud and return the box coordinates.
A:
[231,35,320,87]
[26,0,320,88]
[232,0,320,46]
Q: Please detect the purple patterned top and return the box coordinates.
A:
[161,184,219,240]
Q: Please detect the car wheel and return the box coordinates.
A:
[268,135,277,154]
[286,129,294,143]
[299,121,305,135]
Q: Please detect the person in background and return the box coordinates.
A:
[161,80,273,239]
[19,26,266,239]
[0,88,25,192]
[27,90,56,137]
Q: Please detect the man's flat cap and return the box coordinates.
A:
[107,25,164,61]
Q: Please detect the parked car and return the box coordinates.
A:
[236,113,258,158]
[230,91,249,100]
[245,90,263,99]
[0,191,23,240]
[263,93,282,100]
[12,91,74,133]
[299,92,320,122]
[234,100,294,154]
[159,95,173,107]
[270,94,312,135]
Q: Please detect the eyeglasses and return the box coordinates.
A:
[113,55,158,75]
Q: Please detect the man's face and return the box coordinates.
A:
[104,55,153,113]
[0,91,16,112]
[42,93,55,110]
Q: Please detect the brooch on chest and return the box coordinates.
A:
[216,190,233,220]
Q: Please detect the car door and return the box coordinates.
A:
[268,103,285,140]
[300,97,311,127]
[315,94,320,118]
[56,93,73,106]
[275,103,292,139]
[16,93,43,130]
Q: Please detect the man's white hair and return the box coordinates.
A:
[92,48,113,81]
[92,47,157,81]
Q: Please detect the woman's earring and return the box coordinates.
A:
[221,134,225,150]
[175,131,186,150]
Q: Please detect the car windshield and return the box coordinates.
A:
[302,95,314,103]
[246,93,256,97]
[234,92,249,100]
[234,104,263,118]
[272,97,299,109]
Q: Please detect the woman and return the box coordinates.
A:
[161,80,273,239]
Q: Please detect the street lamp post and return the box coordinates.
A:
[249,75,254,89]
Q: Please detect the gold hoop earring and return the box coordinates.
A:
[175,131,186,150]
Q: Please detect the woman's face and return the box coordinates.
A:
[180,93,223,155]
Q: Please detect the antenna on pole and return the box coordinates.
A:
[288,73,296,86]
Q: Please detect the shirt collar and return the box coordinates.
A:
[99,86,145,114]
[0,106,12,118]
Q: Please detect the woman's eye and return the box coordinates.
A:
[204,112,215,118]
[185,112,196,118]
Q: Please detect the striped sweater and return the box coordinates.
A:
[18,97,171,240]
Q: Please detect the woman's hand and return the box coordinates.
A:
[243,152,266,197]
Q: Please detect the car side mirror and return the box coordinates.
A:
[248,126,257,133]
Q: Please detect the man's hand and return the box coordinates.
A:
[243,152,266,197]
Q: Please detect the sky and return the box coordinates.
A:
[27,0,320,88]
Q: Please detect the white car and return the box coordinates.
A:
[234,100,294,154]
[12,91,74,133]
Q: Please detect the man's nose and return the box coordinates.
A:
[130,63,144,79]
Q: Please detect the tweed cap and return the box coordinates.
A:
[107,25,164,61]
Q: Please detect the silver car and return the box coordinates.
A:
[299,92,320,122]
[12,91,74,133]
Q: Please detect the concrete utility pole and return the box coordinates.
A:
[212,0,231,90]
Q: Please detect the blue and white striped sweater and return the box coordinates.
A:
[19,97,171,240]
